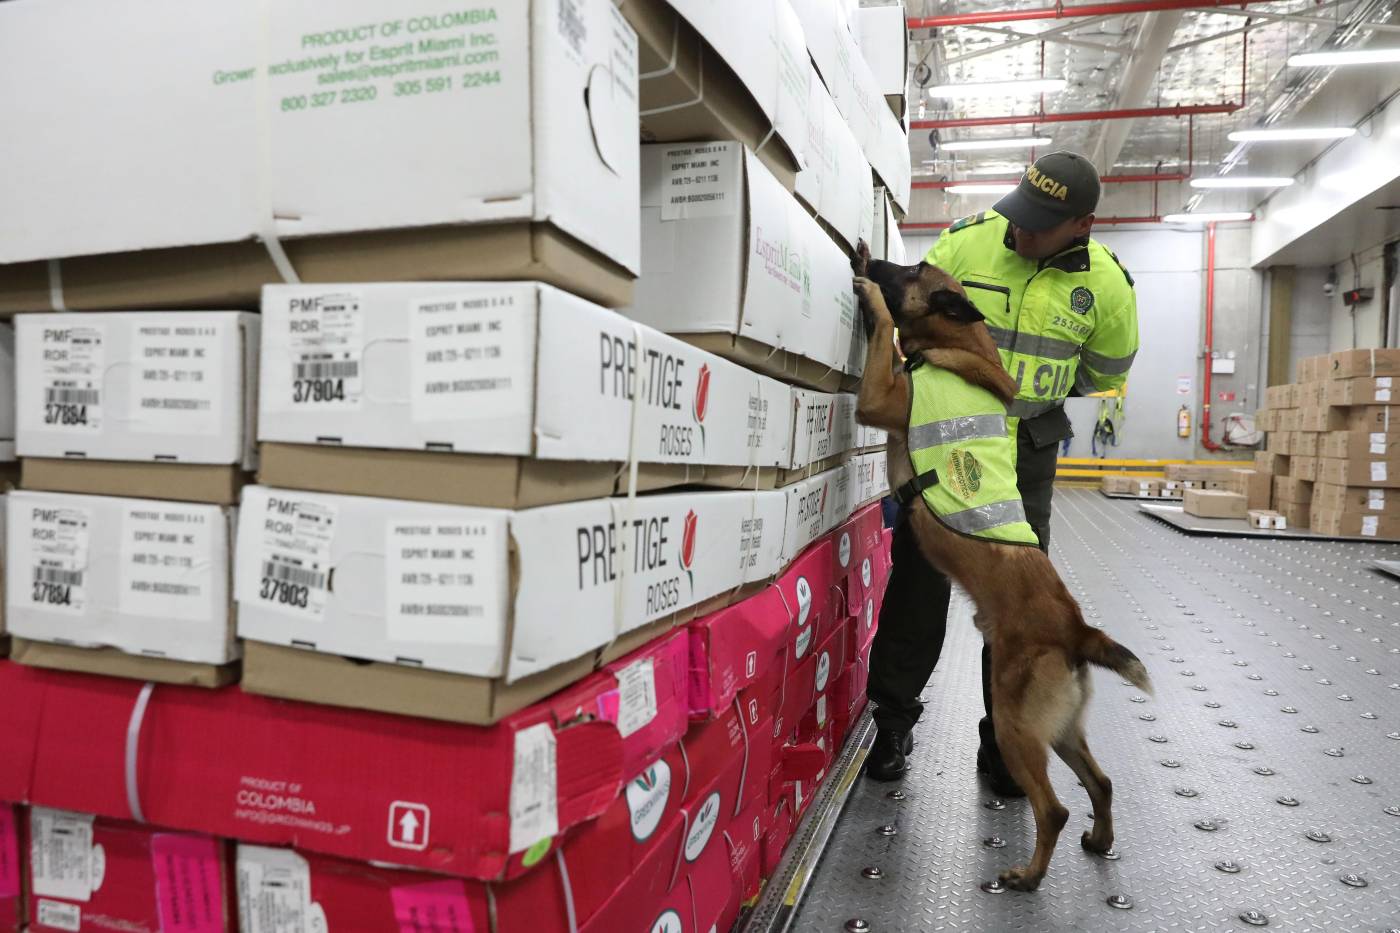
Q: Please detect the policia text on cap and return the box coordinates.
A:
[864,151,1140,791]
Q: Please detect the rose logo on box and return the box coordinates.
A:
[627,760,673,843]
[693,363,711,453]
[679,510,698,595]
[388,802,430,851]
[651,909,685,933]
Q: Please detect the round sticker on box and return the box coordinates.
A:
[839,532,852,568]
[651,909,685,933]
[795,576,812,626]
[684,792,722,862]
[521,837,552,868]
[627,759,673,843]
[309,902,328,933]
[816,651,832,693]
[865,598,875,631]
[794,626,813,659]
[861,557,872,588]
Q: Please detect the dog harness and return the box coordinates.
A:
[897,357,1040,547]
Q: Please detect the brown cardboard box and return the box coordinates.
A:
[10,638,239,688]
[20,459,248,505]
[1274,475,1314,505]
[1317,456,1400,488]
[1320,430,1400,460]
[1248,509,1287,530]
[1292,456,1318,481]
[1255,409,1275,432]
[1295,432,1320,457]
[1270,431,1295,455]
[1254,450,1290,475]
[1344,406,1400,432]
[1326,377,1400,407]
[1296,355,1328,383]
[1184,489,1248,519]
[1278,499,1311,529]
[1309,508,1400,539]
[1264,385,1291,408]
[1230,469,1272,510]
[1327,348,1400,380]
[1295,382,1328,410]
[1101,475,1139,495]
[1312,482,1394,514]
[1279,409,1304,432]
[1299,407,1346,432]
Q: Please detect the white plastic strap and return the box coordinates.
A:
[732,697,751,817]
[124,681,156,823]
[555,849,580,933]
[46,259,67,311]
[640,52,704,118]
[753,125,778,156]
[610,322,648,641]
[678,739,692,800]
[253,0,301,285]
[1371,348,1377,378]
[668,809,690,891]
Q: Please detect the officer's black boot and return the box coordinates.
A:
[976,716,1026,797]
[866,728,914,781]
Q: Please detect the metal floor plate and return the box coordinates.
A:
[791,487,1400,933]
[1374,561,1400,581]
[1140,502,1394,543]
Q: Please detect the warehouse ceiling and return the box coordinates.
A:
[905,0,1400,218]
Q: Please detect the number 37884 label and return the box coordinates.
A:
[39,325,105,431]
[284,291,363,409]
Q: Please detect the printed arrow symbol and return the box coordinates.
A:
[398,810,420,843]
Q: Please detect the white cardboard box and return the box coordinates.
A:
[872,188,908,264]
[5,490,236,664]
[259,281,792,471]
[15,312,259,467]
[0,323,14,461]
[789,390,858,471]
[779,457,886,561]
[850,450,890,507]
[235,484,789,682]
[795,64,875,253]
[629,142,864,385]
[0,0,640,277]
[854,5,909,101]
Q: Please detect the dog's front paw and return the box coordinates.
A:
[852,239,871,277]
[1081,830,1114,856]
[999,865,1044,892]
[853,276,890,337]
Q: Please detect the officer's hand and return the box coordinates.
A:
[852,240,871,277]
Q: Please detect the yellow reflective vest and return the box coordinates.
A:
[905,360,1040,547]
[927,210,1139,424]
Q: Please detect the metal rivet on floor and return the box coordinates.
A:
[1264,689,1280,696]
[980,880,1006,895]
[1194,819,1221,832]
[984,800,1005,811]
[1317,678,1334,685]
[1302,725,1321,734]
[1337,694,1354,701]
[1169,657,1185,663]
[1219,720,1238,728]
[1281,706,1298,713]
[1254,767,1275,776]
[1389,733,1400,741]
[1300,664,1315,671]
[982,836,1006,849]
[1325,748,1345,758]
[1351,775,1373,785]
[1149,735,1169,743]
[845,919,873,932]
[1247,674,1264,681]
[1306,830,1333,843]
[1176,787,1199,797]
[1214,860,1242,873]
[886,790,906,801]
[1192,685,1209,692]
[1277,796,1300,807]
[1130,696,1148,703]
[1240,909,1270,926]
[1180,670,1196,677]
[1361,712,1378,720]
[1339,873,1368,888]
[1205,701,1223,709]
[1107,894,1134,910]
[1385,805,1400,817]
[876,824,898,836]
[1161,759,1182,768]
[861,867,883,880]
[1234,660,1249,667]
[1139,713,1157,722]
[1235,742,1256,751]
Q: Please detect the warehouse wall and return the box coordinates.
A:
[1284,267,1333,377]
[1325,245,1392,350]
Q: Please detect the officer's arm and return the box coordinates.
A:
[1077,283,1139,393]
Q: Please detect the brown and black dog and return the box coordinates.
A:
[853,248,1152,892]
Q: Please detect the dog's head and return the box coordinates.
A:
[865,258,985,344]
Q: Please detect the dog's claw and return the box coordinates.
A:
[998,865,1043,892]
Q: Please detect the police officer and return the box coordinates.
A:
[865,151,1139,792]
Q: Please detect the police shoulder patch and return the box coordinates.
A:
[1070,286,1095,315]
[948,212,986,234]
[1107,249,1135,286]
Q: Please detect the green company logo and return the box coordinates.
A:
[947,448,983,500]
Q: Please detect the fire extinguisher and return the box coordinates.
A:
[1177,405,1191,438]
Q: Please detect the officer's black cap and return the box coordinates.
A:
[993,151,1101,232]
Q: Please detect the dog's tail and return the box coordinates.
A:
[1078,627,1153,694]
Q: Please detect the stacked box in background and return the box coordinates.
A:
[1254,349,1400,538]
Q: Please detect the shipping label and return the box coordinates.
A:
[661,144,739,221]
[283,291,364,410]
[409,291,528,423]
[256,496,337,619]
[119,504,218,622]
[0,806,18,899]
[509,724,559,855]
[614,658,658,738]
[36,900,82,932]
[236,846,327,933]
[29,809,103,903]
[20,502,92,616]
[131,321,226,435]
[385,520,500,644]
[151,834,225,933]
[39,323,105,432]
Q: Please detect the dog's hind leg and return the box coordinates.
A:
[1054,725,1115,856]
[993,716,1069,892]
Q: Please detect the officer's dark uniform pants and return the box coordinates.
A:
[867,419,1060,760]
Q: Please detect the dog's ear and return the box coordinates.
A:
[928,289,985,324]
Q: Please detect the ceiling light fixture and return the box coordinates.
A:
[1163,212,1254,223]
[1190,176,1295,188]
[1228,127,1357,142]
[1288,48,1400,67]
[941,136,1053,152]
[927,78,1068,99]
[968,165,1027,176]
[946,183,1019,195]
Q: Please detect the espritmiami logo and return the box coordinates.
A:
[626,759,673,842]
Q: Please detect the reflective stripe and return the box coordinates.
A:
[986,327,1080,361]
[1082,347,1137,375]
[985,325,1015,350]
[908,413,1008,452]
[1008,398,1061,419]
[939,499,1029,535]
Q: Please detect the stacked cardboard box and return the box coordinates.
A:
[1255,349,1400,538]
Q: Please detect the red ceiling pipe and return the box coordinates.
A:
[1200,222,1223,451]
[912,172,1188,189]
[913,103,1237,130]
[900,216,1164,230]
[908,0,1278,29]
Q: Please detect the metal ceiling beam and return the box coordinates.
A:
[908,0,1279,30]
[912,102,1237,130]
[1191,4,1400,34]
[946,22,1127,65]
[912,172,1189,188]
[902,216,1166,229]
[1088,10,1185,173]
[1166,0,1350,54]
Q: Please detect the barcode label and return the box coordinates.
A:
[37,899,81,932]
[34,566,83,586]
[45,387,100,405]
[294,359,359,380]
[261,561,327,590]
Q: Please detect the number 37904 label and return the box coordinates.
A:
[282,291,363,409]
